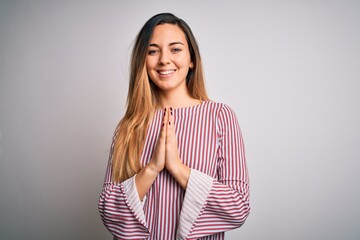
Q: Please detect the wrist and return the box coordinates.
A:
[147,160,162,175]
[166,157,183,175]
[168,161,190,189]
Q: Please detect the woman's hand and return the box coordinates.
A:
[148,108,168,174]
[136,108,169,200]
[164,107,182,172]
[147,107,190,189]
[165,107,190,189]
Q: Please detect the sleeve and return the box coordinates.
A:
[176,104,250,239]
[98,131,150,240]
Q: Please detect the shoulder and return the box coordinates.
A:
[203,101,241,134]
[202,100,238,118]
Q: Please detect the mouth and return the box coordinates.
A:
[157,69,176,77]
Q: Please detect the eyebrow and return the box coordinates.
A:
[149,42,184,47]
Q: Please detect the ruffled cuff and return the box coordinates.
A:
[123,176,147,227]
[176,169,213,239]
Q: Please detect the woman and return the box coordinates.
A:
[98,13,250,240]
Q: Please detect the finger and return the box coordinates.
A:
[166,107,176,143]
[169,107,174,125]
[160,108,168,142]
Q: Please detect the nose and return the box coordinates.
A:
[158,51,171,65]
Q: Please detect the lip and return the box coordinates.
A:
[156,69,176,78]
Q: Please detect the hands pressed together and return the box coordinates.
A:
[150,107,183,174]
[135,107,190,200]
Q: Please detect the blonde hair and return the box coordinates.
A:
[112,13,209,183]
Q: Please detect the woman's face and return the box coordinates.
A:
[146,24,193,94]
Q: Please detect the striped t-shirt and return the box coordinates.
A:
[98,101,250,239]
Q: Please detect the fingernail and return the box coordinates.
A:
[168,121,171,125]
[170,107,173,111]
[164,108,167,111]
[162,122,164,127]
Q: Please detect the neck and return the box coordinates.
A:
[157,88,200,109]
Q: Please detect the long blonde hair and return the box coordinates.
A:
[112,13,209,183]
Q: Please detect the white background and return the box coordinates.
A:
[0,1,359,239]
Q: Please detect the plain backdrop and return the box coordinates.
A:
[0,1,359,239]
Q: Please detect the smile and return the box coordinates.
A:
[157,70,176,77]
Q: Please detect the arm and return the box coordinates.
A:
[99,110,168,239]
[177,104,250,239]
[98,159,150,239]
[98,130,151,239]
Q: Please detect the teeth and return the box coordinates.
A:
[158,70,175,75]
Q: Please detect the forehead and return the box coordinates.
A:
[150,24,187,44]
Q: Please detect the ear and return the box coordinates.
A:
[189,62,194,69]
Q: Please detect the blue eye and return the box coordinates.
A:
[148,49,158,55]
[172,48,181,53]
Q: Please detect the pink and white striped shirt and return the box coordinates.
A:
[98,101,250,239]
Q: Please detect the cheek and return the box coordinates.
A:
[145,60,156,81]
[146,58,158,76]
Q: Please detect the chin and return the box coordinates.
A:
[152,80,182,90]
[157,85,177,92]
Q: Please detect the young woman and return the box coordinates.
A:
[98,13,250,240]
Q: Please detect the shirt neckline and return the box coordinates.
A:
[156,100,208,112]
